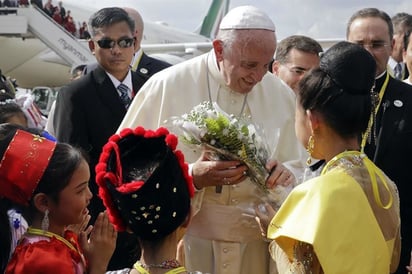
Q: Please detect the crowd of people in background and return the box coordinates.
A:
[41,0,86,38]
[1,3,412,274]
[0,0,90,39]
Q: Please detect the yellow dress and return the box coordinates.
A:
[267,151,401,273]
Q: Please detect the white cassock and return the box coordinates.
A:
[119,50,305,274]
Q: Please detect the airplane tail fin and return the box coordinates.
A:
[197,0,230,39]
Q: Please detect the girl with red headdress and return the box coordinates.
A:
[0,124,117,274]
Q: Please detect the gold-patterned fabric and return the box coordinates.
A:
[268,151,400,273]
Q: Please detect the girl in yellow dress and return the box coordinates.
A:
[256,41,401,273]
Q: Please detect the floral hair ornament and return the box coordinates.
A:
[95,126,194,240]
[0,130,56,205]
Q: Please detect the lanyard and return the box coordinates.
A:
[321,150,393,209]
[361,73,390,150]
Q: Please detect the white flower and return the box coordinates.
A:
[165,101,276,194]
[248,124,256,135]
[182,121,201,142]
[206,109,217,118]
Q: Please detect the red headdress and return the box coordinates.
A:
[95,126,193,240]
[0,129,56,205]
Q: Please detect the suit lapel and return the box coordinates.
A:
[131,71,145,97]
[374,78,406,161]
[135,53,152,80]
[92,66,126,119]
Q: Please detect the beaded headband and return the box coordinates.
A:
[0,98,17,105]
[96,127,194,239]
[0,130,56,205]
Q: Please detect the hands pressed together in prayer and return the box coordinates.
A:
[77,212,117,274]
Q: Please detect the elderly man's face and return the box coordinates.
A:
[214,30,276,94]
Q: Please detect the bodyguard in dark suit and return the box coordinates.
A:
[54,7,145,270]
[132,51,170,81]
[83,7,171,81]
[348,8,412,273]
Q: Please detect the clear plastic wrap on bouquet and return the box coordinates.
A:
[165,101,278,194]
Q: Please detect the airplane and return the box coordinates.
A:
[0,0,229,88]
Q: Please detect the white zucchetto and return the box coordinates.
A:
[219,5,275,32]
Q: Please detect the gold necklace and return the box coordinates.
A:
[26,227,78,252]
[134,260,186,274]
[26,227,86,266]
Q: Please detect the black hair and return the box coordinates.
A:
[275,35,323,64]
[88,7,135,38]
[0,71,16,98]
[0,93,26,125]
[298,41,376,139]
[0,124,42,272]
[28,143,86,223]
[0,124,86,271]
[0,198,23,273]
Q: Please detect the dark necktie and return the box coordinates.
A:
[118,83,131,109]
[394,63,402,80]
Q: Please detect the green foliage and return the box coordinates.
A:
[171,101,270,192]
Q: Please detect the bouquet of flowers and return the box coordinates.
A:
[166,101,275,194]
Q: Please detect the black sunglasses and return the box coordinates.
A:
[96,37,135,49]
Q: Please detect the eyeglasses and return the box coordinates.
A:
[96,37,135,49]
[353,41,389,51]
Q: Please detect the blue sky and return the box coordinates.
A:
[127,0,412,39]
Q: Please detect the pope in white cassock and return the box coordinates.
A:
[118,5,305,274]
